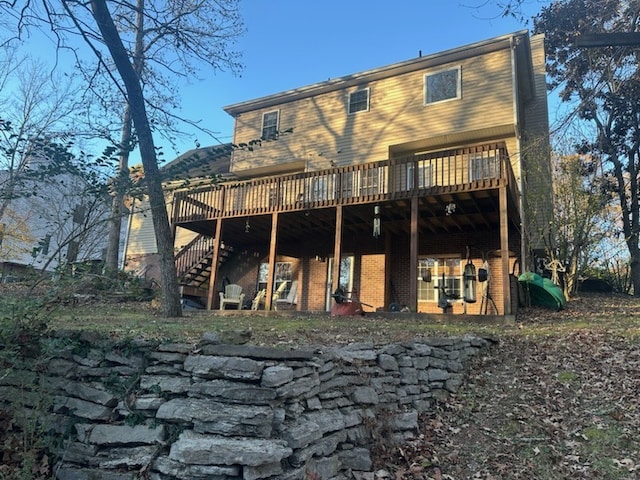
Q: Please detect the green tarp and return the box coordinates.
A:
[518,272,566,311]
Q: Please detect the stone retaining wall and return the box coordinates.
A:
[0,332,493,479]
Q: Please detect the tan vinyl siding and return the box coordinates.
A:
[174,227,199,250]
[230,48,516,174]
[521,34,552,249]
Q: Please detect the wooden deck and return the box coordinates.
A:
[172,143,520,227]
[171,142,521,314]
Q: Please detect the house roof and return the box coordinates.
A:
[160,144,233,182]
[224,30,535,116]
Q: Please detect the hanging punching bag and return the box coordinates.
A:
[464,260,477,303]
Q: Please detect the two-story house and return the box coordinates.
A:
[168,30,551,315]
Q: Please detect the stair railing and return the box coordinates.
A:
[175,234,215,280]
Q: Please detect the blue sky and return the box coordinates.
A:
[6,1,548,162]
[175,1,546,158]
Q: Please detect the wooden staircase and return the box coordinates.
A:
[175,234,233,295]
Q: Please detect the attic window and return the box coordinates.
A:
[348,89,370,114]
[262,111,279,140]
[425,67,461,104]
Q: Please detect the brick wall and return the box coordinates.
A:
[359,254,385,311]
[193,227,521,314]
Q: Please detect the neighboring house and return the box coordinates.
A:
[0,171,111,281]
[164,30,551,315]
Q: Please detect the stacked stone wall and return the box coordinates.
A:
[0,332,493,479]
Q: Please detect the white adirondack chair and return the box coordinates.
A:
[251,281,291,310]
[276,280,297,307]
[219,284,245,310]
[251,289,267,310]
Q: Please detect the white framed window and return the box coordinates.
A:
[418,256,462,302]
[258,261,292,296]
[356,167,387,196]
[348,88,370,114]
[469,150,500,181]
[425,66,461,105]
[262,111,279,140]
[269,185,286,207]
[407,162,432,190]
[308,175,335,202]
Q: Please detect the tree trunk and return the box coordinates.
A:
[90,0,181,316]
[104,105,132,272]
[104,1,144,273]
[627,236,640,296]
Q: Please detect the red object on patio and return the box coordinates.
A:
[330,287,370,316]
[331,301,364,316]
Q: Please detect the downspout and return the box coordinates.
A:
[511,35,528,272]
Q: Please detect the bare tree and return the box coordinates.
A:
[534,0,640,295]
[462,0,549,23]
[550,151,611,295]
[0,55,116,281]
[0,58,81,220]
[95,0,243,272]
[0,0,243,316]
[89,0,182,315]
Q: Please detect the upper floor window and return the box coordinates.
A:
[407,161,432,190]
[425,67,461,104]
[348,89,370,114]
[262,111,279,140]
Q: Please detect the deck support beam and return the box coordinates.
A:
[265,212,279,311]
[409,196,419,312]
[332,206,344,301]
[206,219,224,310]
[384,234,392,309]
[499,185,511,315]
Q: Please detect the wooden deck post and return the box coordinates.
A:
[499,185,511,315]
[409,196,419,312]
[170,192,179,242]
[265,211,279,311]
[206,218,223,310]
[332,206,344,299]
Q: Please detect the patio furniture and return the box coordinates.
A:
[271,281,290,308]
[219,284,245,310]
[276,280,297,307]
[251,289,267,310]
[251,281,290,310]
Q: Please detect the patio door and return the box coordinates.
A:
[325,255,354,310]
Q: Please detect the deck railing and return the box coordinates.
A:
[175,234,215,279]
[173,143,515,223]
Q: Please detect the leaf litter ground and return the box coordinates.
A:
[380,293,640,479]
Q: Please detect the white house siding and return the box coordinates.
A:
[123,196,197,281]
[0,173,112,277]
